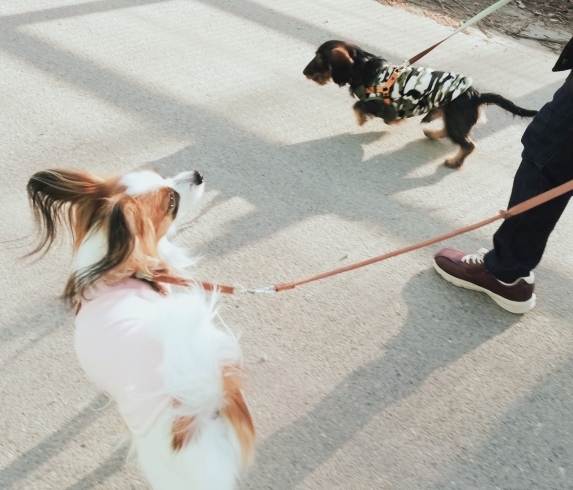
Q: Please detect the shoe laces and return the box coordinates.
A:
[461,247,489,265]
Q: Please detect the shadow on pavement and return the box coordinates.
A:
[0,395,111,490]
[241,268,520,489]
[426,351,573,489]
[0,1,569,489]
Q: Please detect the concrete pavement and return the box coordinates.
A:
[0,0,572,488]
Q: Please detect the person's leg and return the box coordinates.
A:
[434,80,573,313]
[483,161,571,283]
[484,81,573,282]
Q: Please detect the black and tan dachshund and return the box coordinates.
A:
[304,40,538,168]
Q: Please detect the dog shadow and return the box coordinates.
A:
[0,298,67,342]
[240,268,520,489]
[149,129,454,261]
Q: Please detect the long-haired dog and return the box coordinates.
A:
[27,168,255,490]
[303,40,538,168]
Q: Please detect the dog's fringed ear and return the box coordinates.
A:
[104,198,137,274]
[27,169,108,256]
[64,197,137,304]
[329,46,354,86]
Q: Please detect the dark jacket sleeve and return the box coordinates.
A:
[553,37,573,72]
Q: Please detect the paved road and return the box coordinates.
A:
[1,0,571,489]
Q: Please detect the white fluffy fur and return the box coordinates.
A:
[167,171,205,215]
[136,411,240,490]
[120,170,167,196]
[158,234,197,270]
[134,290,244,490]
[72,228,107,275]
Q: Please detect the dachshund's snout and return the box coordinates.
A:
[303,55,323,78]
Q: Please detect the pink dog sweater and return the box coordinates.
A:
[75,279,171,436]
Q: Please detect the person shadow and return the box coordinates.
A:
[240,267,520,489]
[424,349,573,490]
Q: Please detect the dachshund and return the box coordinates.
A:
[303,40,538,168]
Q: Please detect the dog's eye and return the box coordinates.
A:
[168,193,175,208]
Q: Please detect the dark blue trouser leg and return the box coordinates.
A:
[484,80,573,283]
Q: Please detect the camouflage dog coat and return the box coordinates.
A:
[353,65,473,120]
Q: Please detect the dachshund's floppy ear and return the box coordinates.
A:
[329,46,354,86]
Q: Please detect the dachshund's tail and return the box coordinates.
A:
[479,93,538,117]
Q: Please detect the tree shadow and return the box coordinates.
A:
[0,299,70,373]
[0,0,562,273]
[64,447,129,490]
[0,395,111,490]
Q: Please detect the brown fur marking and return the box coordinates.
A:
[308,72,332,85]
[170,366,255,463]
[222,366,255,467]
[172,414,197,451]
[331,46,353,64]
[422,107,444,123]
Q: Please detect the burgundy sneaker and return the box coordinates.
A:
[434,248,536,314]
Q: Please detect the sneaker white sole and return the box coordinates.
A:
[433,262,536,314]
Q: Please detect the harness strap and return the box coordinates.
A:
[364,67,402,105]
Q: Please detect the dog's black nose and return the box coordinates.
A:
[193,171,203,185]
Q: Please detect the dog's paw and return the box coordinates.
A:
[423,128,446,140]
[385,118,405,126]
[444,158,463,169]
[444,144,474,169]
[354,109,373,126]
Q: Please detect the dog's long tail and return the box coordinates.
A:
[134,290,255,490]
[479,93,538,117]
